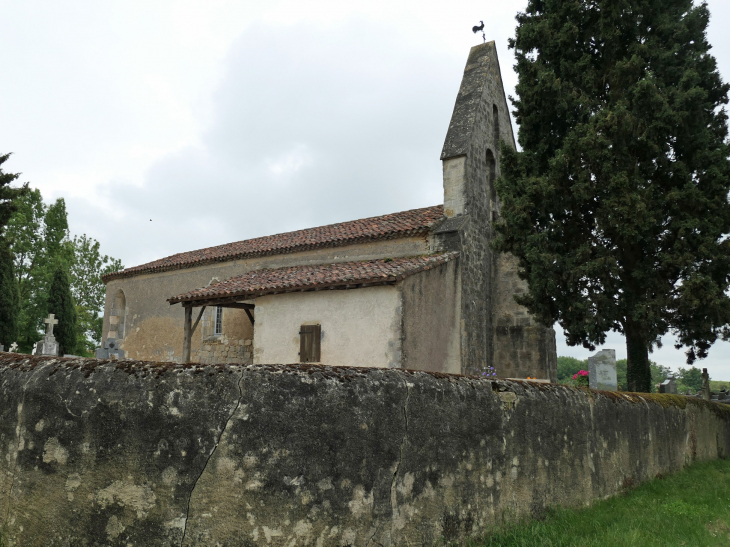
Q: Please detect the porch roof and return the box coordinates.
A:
[168,253,459,307]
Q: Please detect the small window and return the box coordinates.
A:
[214,306,223,335]
[493,103,500,146]
[486,149,497,203]
[299,325,321,362]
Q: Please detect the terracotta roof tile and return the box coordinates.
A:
[168,253,459,305]
[104,205,444,282]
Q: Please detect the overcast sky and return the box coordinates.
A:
[2,0,730,378]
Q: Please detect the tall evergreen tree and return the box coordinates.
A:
[0,153,27,232]
[47,264,77,355]
[0,153,27,347]
[494,0,730,392]
[0,239,19,347]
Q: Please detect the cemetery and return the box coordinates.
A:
[1,4,729,544]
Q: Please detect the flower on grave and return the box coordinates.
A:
[476,366,498,378]
[573,369,589,387]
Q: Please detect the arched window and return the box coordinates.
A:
[109,290,126,340]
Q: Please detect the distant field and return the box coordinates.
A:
[711,380,730,391]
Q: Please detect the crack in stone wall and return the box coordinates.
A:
[179,370,245,546]
[389,377,412,542]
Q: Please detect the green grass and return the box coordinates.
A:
[711,381,730,392]
[471,458,730,547]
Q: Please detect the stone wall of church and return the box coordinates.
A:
[493,254,558,381]
[439,42,516,376]
[2,355,729,546]
[191,307,254,365]
[103,236,429,363]
[401,257,462,374]
[439,41,557,380]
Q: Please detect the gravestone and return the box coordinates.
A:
[35,314,59,356]
[9,342,18,353]
[588,349,618,391]
[0,344,3,352]
[95,338,124,359]
[659,378,677,394]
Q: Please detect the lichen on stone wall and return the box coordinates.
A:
[1,354,729,546]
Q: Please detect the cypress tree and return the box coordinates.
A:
[494,0,730,392]
[0,239,19,347]
[0,153,27,347]
[47,263,77,355]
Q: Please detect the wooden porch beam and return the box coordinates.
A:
[191,306,206,335]
[244,308,254,326]
[183,305,193,363]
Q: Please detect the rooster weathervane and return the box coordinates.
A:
[472,20,485,43]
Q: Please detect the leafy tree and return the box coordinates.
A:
[6,189,122,353]
[616,359,628,390]
[557,356,587,382]
[677,366,704,390]
[47,264,77,355]
[70,234,123,353]
[0,239,19,347]
[650,362,672,390]
[7,189,50,348]
[495,0,730,392]
[6,194,73,350]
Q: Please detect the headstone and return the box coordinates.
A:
[95,338,124,359]
[9,342,18,353]
[686,388,695,396]
[0,344,4,352]
[702,368,711,401]
[35,313,60,356]
[659,378,677,394]
[588,349,618,391]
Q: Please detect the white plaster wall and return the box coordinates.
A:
[253,286,402,368]
[443,156,467,218]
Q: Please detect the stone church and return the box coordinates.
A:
[100,42,557,381]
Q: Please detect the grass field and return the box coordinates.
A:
[471,458,730,547]
[711,381,730,391]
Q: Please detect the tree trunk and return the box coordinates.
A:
[625,321,651,392]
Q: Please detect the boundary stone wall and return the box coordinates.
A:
[1,354,730,546]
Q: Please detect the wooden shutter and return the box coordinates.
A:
[299,325,321,362]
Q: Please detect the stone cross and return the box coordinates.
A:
[44,313,59,336]
[9,342,18,352]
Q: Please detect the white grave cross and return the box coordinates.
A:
[9,342,18,352]
[44,313,59,336]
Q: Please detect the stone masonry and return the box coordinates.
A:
[438,41,557,381]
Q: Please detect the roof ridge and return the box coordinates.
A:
[103,204,444,282]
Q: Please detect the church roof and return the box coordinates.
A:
[103,205,444,282]
[168,253,458,305]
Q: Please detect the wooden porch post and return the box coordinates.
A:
[183,305,192,363]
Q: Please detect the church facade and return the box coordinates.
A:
[100,42,557,381]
